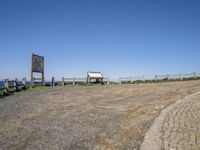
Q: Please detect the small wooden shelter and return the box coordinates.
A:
[86,72,104,84]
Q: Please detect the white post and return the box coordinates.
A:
[179,73,183,80]
[193,72,196,79]
[73,77,75,85]
[119,77,121,85]
[166,74,170,80]
[155,75,157,81]
[22,77,26,90]
[22,77,26,87]
[107,78,110,85]
[14,78,18,91]
[62,77,64,86]
[142,75,145,81]
[4,79,9,92]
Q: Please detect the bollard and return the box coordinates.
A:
[119,77,121,85]
[131,77,133,84]
[52,77,55,87]
[62,77,64,86]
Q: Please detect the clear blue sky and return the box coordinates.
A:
[0,0,200,80]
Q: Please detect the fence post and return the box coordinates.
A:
[73,77,75,85]
[4,79,9,92]
[193,72,197,79]
[179,73,183,80]
[107,78,110,85]
[22,77,26,89]
[119,77,121,85]
[155,75,158,81]
[131,77,133,84]
[84,77,87,84]
[166,74,170,80]
[43,77,45,86]
[14,78,18,92]
[62,77,64,86]
[32,77,35,87]
[142,75,145,81]
[52,77,55,87]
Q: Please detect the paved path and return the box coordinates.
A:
[141,91,200,150]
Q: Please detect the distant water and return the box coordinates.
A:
[0,81,3,88]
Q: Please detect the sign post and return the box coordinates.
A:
[30,54,44,88]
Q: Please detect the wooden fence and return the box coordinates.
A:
[51,77,110,86]
[31,77,45,86]
[1,72,199,93]
[0,77,26,94]
[119,72,200,84]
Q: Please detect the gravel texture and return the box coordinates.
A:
[1,81,200,150]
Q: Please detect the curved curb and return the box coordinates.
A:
[140,91,200,150]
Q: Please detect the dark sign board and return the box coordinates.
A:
[32,54,44,73]
[30,54,45,88]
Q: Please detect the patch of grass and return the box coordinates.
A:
[26,86,50,91]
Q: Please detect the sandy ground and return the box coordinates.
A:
[1,81,200,150]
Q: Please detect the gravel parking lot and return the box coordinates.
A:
[1,81,200,150]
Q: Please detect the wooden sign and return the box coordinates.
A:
[32,54,44,73]
[30,54,45,88]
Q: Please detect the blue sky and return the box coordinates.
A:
[0,0,200,80]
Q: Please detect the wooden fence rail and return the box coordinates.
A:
[51,77,110,86]
[119,76,145,84]
[120,72,200,84]
[0,77,26,94]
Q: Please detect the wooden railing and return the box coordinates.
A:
[0,78,26,94]
[119,72,200,84]
[51,77,110,86]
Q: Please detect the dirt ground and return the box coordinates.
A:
[1,81,200,150]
